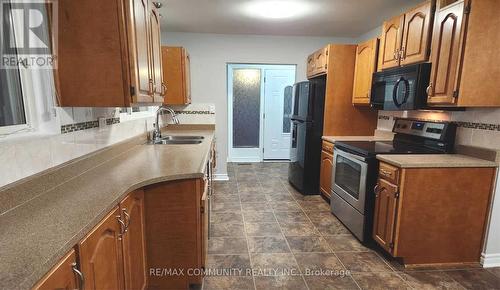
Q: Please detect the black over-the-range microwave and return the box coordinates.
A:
[370,63,431,111]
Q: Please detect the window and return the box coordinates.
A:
[282,85,293,134]
[0,1,28,132]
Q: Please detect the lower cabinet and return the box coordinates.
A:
[373,163,496,266]
[78,207,125,290]
[32,250,79,290]
[372,178,399,254]
[33,190,147,290]
[121,190,147,290]
[144,178,207,289]
[319,141,334,199]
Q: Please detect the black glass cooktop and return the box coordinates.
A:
[334,141,445,157]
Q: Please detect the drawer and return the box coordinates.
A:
[322,141,334,154]
[379,162,399,184]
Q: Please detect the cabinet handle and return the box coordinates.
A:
[399,47,405,61]
[116,215,126,239]
[393,49,399,61]
[380,169,391,176]
[122,208,131,232]
[71,262,85,290]
[148,79,154,96]
[426,82,433,96]
[161,82,167,96]
[374,184,380,197]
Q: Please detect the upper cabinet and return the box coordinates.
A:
[379,1,434,70]
[55,0,163,107]
[149,5,165,103]
[306,46,329,79]
[352,38,379,105]
[162,46,192,105]
[379,14,405,70]
[401,1,434,65]
[427,0,500,107]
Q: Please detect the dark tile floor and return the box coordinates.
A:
[204,162,500,290]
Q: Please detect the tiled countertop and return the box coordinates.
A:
[377,154,498,168]
[0,126,215,290]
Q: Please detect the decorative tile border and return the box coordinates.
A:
[61,117,120,134]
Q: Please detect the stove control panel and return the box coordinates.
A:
[393,119,448,140]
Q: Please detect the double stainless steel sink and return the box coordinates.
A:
[149,135,204,145]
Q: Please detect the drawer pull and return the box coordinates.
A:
[72,263,85,290]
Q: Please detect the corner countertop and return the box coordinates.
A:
[376,154,498,168]
[0,126,215,290]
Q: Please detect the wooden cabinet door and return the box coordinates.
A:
[33,250,79,290]
[315,47,329,75]
[352,38,378,105]
[427,1,466,105]
[319,150,333,199]
[379,15,405,69]
[372,179,399,254]
[130,0,153,102]
[150,6,164,103]
[400,1,434,66]
[79,207,124,290]
[184,50,192,104]
[200,180,209,270]
[306,54,315,78]
[121,190,147,290]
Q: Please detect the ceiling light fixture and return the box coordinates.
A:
[241,0,315,20]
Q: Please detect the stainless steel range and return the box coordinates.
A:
[331,119,457,243]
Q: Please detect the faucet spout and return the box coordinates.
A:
[153,106,180,141]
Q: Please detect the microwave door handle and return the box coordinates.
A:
[392,77,404,108]
[402,78,410,105]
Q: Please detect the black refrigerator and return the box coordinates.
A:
[288,75,326,195]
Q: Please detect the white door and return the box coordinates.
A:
[263,69,296,160]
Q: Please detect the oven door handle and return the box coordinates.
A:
[333,148,368,163]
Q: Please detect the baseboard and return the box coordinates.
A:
[228,157,261,163]
[481,253,500,268]
[213,174,229,181]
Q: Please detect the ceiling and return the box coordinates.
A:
[158,0,422,37]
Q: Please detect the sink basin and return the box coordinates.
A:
[148,135,204,145]
[161,135,205,140]
[152,139,203,145]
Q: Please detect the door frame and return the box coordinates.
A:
[227,63,296,163]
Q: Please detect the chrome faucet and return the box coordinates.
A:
[153,106,180,141]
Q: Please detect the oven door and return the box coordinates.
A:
[332,149,369,214]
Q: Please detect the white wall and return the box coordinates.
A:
[163,32,357,177]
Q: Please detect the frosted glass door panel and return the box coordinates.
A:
[232,69,261,148]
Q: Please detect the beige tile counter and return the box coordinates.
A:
[377,154,498,168]
[0,126,214,290]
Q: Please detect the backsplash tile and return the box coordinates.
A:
[0,103,216,188]
[378,108,500,149]
[60,117,120,134]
